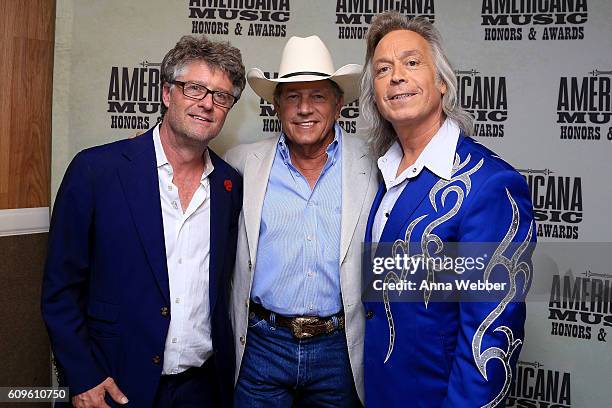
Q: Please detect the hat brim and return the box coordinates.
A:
[247,64,362,105]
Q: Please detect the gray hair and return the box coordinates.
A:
[360,12,473,157]
[160,35,246,117]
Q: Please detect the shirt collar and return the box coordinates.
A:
[153,124,168,168]
[153,123,214,181]
[377,118,459,190]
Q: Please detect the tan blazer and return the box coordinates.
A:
[224,129,378,403]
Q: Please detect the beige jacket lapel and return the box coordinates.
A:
[340,131,374,265]
[242,136,279,266]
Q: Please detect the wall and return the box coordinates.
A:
[51,1,612,406]
[0,0,56,396]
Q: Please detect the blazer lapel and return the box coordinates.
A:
[207,153,230,313]
[378,168,439,243]
[363,170,439,297]
[340,133,373,264]
[365,182,386,244]
[242,137,278,265]
[118,132,170,304]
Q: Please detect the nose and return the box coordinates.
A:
[390,65,406,85]
[390,73,406,84]
[297,97,314,115]
[197,91,215,111]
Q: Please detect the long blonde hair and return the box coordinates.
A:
[360,12,473,157]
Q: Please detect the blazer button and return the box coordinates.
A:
[160,307,169,317]
[152,355,161,365]
[365,310,374,319]
[240,336,246,345]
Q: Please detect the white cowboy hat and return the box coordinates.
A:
[247,35,362,105]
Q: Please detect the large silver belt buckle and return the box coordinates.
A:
[290,317,318,339]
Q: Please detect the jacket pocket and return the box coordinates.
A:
[87,300,120,338]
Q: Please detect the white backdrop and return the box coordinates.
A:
[52,1,612,406]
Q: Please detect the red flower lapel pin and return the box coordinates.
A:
[224,179,233,192]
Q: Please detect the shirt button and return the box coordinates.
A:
[171,338,177,344]
[309,304,314,311]
[306,236,312,241]
[160,307,169,317]
[178,258,182,265]
[307,202,314,207]
[307,271,314,277]
[240,336,246,345]
[365,310,374,319]
[175,298,180,304]
[168,185,173,191]
[152,355,161,365]
[172,201,178,209]
[412,168,417,173]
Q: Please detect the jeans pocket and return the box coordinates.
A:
[247,312,268,329]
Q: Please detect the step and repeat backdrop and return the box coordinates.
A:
[52,1,611,406]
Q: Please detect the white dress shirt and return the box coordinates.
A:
[372,119,460,243]
[153,125,214,375]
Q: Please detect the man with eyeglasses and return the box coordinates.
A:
[42,35,245,407]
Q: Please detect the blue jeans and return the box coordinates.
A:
[234,313,360,407]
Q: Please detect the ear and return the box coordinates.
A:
[335,95,344,119]
[162,83,172,109]
[438,80,447,96]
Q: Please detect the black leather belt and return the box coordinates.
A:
[249,302,345,339]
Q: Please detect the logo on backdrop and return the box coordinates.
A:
[456,68,507,138]
[258,71,281,133]
[547,270,612,343]
[481,0,588,41]
[335,0,435,40]
[107,61,163,130]
[557,69,612,142]
[188,0,290,37]
[507,361,572,407]
[257,71,359,134]
[518,169,582,240]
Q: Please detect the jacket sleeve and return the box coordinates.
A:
[442,169,536,407]
[41,151,107,396]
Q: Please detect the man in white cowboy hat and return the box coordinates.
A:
[225,35,378,406]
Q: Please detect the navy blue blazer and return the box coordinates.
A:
[41,128,242,406]
[363,135,535,407]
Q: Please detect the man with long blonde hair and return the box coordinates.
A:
[360,12,535,407]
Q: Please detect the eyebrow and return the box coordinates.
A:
[373,49,423,65]
[181,80,232,94]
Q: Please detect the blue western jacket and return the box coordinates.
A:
[363,136,535,407]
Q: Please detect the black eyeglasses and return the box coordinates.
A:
[170,80,238,108]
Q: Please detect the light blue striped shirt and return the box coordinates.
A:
[251,124,343,317]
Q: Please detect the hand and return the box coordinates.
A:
[71,377,128,408]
